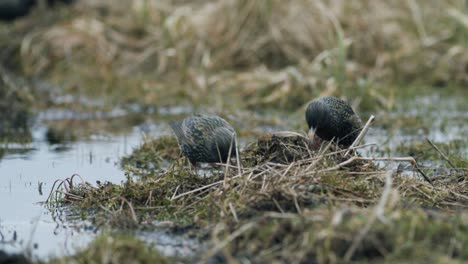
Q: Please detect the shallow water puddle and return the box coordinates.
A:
[362,95,467,160]
[0,126,142,259]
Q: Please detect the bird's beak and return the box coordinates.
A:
[307,128,316,140]
[308,128,323,150]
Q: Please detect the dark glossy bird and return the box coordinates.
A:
[169,114,236,165]
[0,0,75,21]
[305,96,362,147]
[0,0,35,21]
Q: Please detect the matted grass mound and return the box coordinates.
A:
[207,208,467,263]
[242,133,318,166]
[121,135,181,179]
[49,134,467,262]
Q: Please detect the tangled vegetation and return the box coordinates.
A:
[48,133,467,263]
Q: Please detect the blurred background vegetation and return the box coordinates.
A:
[1,0,467,115]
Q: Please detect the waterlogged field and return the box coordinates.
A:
[0,1,467,263]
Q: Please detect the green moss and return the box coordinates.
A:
[120,136,180,178]
[44,122,468,262]
[64,163,224,225]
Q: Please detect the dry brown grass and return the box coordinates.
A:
[7,0,467,111]
[48,132,467,262]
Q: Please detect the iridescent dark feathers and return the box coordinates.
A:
[306,96,362,147]
[170,114,236,165]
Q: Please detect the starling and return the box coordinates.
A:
[169,114,236,165]
[0,0,35,21]
[305,96,362,147]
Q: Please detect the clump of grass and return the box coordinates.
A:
[241,132,342,166]
[206,207,467,263]
[120,135,180,178]
[46,234,169,264]
[54,162,225,225]
[49,132,467,262]
[57,134,466,221]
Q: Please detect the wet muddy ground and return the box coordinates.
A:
[0,92,465,261]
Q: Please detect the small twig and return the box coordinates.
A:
[412,185,433,201]
[299,143,376,166]
[450,191,468,201]
[279,162,295,182]
[120,197,138,224]
[264,212,299,219]
[45,174,84,203]
[318,156,433,185]
[306,140,333,171]
[293,195,302,214]
[272,198,285,214]
[234,136,243,177]
[145,190,153,206]
[222,139,233,189]
[171,175,242,200]
[171,185,180,200]
[426,138,457,169]
[344,115,375,157]
[228,202,239,223]
[46,179,66,203]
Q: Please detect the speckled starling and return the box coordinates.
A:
[169,114,237,165]
[305,96,362,147]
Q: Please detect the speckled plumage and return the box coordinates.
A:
[305,96,362,147]
[169,114,236,165]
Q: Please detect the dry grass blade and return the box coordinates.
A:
[426,138,457,169]
[319,156,432,185]
[344,115,375,157]
[120,197,138,224]
[46,174,84,203]
[171,175,242,200]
